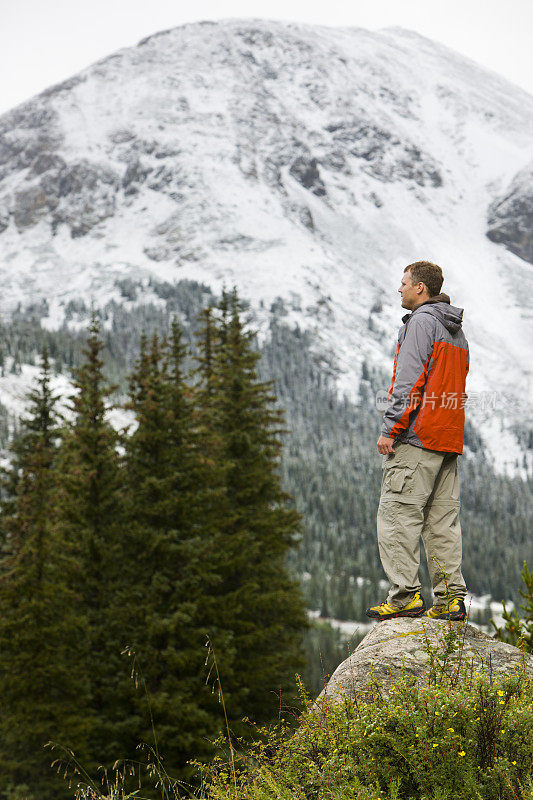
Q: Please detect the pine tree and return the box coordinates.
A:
[195,289,308,726]
[123,322,223,777]
[0,349,92,800]
[53,316,136,768]
[493,561,533,652]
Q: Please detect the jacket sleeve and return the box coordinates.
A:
[381,315,435,439]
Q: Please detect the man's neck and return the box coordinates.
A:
[411,297,431,311]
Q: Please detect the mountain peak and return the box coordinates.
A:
[0,19,531,471]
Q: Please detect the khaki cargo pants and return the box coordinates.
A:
[377,442,467,607]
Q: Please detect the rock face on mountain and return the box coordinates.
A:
[0,19,532,468]
[315,618,533,708]
[487,163,533,265]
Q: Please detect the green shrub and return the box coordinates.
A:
[204,668,533,800]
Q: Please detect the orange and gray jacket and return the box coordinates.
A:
[381,294,469,454]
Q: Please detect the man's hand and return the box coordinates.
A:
[377,435,395,455]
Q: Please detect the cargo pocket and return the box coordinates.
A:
[384,465,416,495]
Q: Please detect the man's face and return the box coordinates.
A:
[398,271,424,310]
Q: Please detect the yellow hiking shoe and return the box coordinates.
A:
[365,591,426,621]
[424,597,466,621]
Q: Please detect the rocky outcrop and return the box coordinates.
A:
[0,204,8,233]
[122,157,152,194]
[13,185,48,228]
[289,157,326,196]
[324,120,442,187]
[487,163,533,265]
[11,159,119,236]
[315,618,533,709]
[0,102,62,182]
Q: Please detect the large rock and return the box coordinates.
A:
[315,618,533,709]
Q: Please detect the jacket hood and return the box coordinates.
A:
[403,294,464,334]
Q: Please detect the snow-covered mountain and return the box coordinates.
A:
[0,19,532,470]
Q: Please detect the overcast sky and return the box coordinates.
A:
[1,0,532,116]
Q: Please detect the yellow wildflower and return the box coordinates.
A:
[458,751,466,757]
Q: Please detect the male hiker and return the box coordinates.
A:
[366,261,469,622]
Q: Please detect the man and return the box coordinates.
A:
[366,261,469,622]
